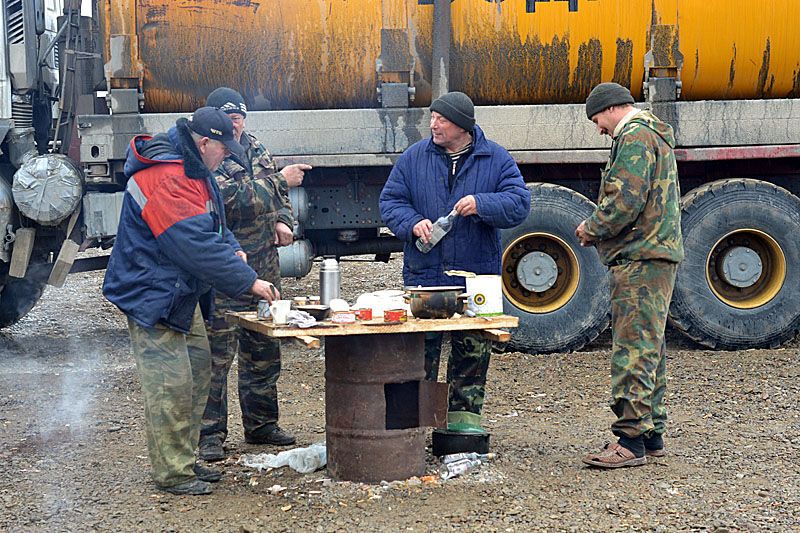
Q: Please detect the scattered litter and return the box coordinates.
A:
[240,442,326,474]
[286,310,317,328]
[440,458,482,480]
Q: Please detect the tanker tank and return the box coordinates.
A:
[123,0,800,113]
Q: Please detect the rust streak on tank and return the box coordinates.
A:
[727,43,737,91]
[756,38,773,98]
[612,38,634,88]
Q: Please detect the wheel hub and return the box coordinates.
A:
[719,246,762,288]
[516,252,558,293]
[501,232,579,314]
[707,229,785,309]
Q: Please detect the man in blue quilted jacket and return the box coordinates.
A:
[379,91,530,434]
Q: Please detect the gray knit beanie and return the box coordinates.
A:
[206,87,248,118]
[585,82,634,119]
[430,91,475,132]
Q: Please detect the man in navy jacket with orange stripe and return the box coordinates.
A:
[103,107,279,496]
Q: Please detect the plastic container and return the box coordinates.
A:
[466,275,503,316]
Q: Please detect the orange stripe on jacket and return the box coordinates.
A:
[135,163,211,238]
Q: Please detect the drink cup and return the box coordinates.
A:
[269,300,292,325]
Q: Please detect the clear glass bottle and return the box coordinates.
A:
[439,457,482,480]
[415,208,459,254]
[441,452,496,464]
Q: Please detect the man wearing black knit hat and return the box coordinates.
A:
[380,91,530,440]
[198,87,312,461]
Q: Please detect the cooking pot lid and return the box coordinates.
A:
[404,285,465,292]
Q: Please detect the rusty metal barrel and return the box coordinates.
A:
[104,0,800,112]
[324,333,429,482]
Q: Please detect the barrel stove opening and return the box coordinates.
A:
[384,381,420,429]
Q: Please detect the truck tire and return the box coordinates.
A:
[501,183,610,354]
[0,262,50,328]
[669,179,800,349]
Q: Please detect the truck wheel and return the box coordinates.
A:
[501,183,610,353]
[669,179,800,349]
[0,262,50,328]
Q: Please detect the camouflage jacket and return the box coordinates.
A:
[584,111,684,265]
[213,132,292,283]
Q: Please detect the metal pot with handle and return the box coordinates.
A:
[404,286,468,319]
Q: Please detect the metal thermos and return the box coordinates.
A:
[320,257,340,305]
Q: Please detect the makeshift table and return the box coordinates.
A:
[226,312,519,482]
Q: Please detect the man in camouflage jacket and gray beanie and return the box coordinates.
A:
[576,82,684,468]
[198,87,312,461]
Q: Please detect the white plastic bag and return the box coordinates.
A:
[240,442,327,474]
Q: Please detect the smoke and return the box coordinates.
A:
[38,344,101,441]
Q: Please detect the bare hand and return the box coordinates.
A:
[413,219,434,243]
[575,220,593,247]
[250,279,280,302]
[280,163,312,188]
[274,221,293,247]
[235,250,248,263]
[454,195,478,217]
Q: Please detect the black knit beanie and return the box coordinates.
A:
[206,87,247,118]
[585,82,634,119]
[430,91,475,133]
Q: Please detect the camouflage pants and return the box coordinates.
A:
[128,305,210,488]
[425,331,492,425]
[609,260,677,439]
[200,294,282,445]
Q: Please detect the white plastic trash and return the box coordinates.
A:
[240,442,327,474]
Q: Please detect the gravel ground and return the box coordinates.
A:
[1,253,799,532]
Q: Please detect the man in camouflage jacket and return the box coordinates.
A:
[199,88,311,460]
[575,82,684,468]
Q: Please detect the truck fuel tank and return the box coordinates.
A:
[107,0,800,112]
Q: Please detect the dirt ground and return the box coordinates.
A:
[1,254,799,532]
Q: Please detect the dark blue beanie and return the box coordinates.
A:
[206,87,247,118]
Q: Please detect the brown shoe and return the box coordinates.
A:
[582,442,647,468]
[645,447,667,458]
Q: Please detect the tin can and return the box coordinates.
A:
[384,309,407,323]
[257,299,271,320]
[354,308,373,320]
[331,311,357,324]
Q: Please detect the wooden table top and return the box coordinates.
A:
[226,311,519,339]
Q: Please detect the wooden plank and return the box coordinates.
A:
[226,311,519,339]
[47,239,80,287]
[9,228,36,278]
[480,328,511,342]
[294,335,321,349]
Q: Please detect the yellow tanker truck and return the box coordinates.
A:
[1,0,799,352]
